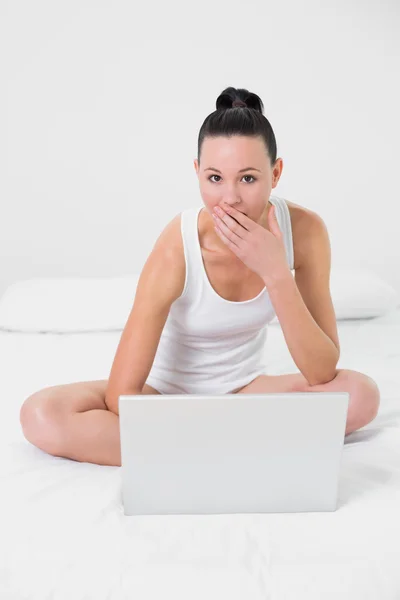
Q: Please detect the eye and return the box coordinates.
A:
[243,175,256,183]
[208,174,257,183]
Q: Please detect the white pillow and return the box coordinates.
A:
[330,267,399,319]
[270,267,399,324]
[0,269,398,333]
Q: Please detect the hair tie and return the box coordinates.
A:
[232,100,247,108]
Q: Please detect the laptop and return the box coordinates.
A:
[119,392,349,515]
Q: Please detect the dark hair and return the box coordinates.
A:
[197,86,278,168]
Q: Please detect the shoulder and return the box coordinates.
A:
[151,212,186,297]
[284,199,328,271]
[156,211,183,252]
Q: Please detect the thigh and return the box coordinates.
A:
[21,379,161,419]
[235,372,308,394]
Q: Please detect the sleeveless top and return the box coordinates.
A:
[146,195,295,394]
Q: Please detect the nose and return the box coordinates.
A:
[220,200,245,213]
[221,200,240,209]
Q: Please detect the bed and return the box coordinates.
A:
[0,271,399,600]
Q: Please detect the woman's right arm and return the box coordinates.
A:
[105,214,185,415]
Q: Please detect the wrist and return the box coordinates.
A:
[262,268,293,290]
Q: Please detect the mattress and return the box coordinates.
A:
[0,308,399,599]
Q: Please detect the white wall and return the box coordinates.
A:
[2,0,400,300]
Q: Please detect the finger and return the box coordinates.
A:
[214,214,241,244]
[214,223,230,246]
[220,205,252,230]
[215,212,246,241]
[214,221,239,250]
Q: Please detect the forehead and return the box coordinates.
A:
[203,135,264,153]
[201,135,267,168]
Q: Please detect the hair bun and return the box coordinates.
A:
[215,87,264,114]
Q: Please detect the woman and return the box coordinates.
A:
[19,86,380,466]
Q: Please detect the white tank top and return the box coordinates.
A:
[146,195,295,394]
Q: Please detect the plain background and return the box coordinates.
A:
[1,0,399,301]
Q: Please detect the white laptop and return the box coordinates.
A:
[119,392,349,516]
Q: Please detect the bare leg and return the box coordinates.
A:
[64,405,121,466]
[20,380,160,467]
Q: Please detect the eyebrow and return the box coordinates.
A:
[204,167,261,173]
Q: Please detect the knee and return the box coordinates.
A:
[357,374,381,419]
[20,392,65,455]
[367,378,381,420]
[349,372,381,423]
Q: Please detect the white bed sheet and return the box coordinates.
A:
[0,309,399,600]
